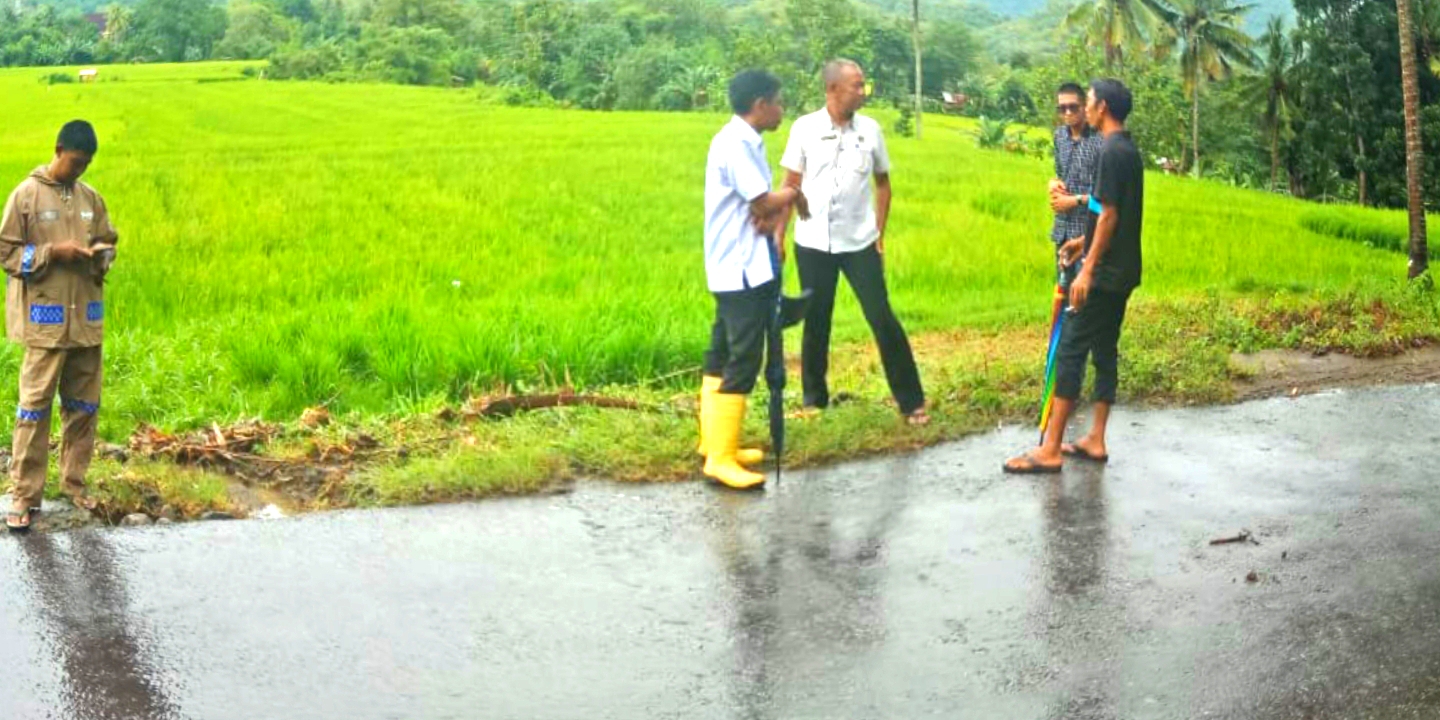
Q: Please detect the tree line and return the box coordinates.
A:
[5,0,1440,215]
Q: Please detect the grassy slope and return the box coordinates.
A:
[0,62,1432,513]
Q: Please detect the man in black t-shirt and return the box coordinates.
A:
[1006,78,1143,474]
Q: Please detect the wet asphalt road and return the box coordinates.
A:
[4,384,1440,719]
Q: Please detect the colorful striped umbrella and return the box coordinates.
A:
[1037,271,1068,445]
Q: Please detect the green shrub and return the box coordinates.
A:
[893,105,914,138]
[973,116,1009,149]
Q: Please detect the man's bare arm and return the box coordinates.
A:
[772,170,804,245]
[1070,204,1116,310]
[875,173,892,254]
[750,185,808,220]
[1087,205,1118,269]
[875,173,891,236]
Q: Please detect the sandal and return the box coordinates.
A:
[905,408,931,426]
[1061,443,1110,464]
[6,506,33,532]
[1002,453,1063,475]
[62,488,98,512]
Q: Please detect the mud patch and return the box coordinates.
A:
[1231,345,1440,401]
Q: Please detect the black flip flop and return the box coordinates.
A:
[1062,444,1110,464]
[1003,453,1063,475]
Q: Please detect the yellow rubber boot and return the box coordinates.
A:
[698,376,764,466]
[703,393,767,490]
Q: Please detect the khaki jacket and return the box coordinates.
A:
[0,167,117,349]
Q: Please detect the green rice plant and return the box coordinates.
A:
[969,190,1028,223]
[1299,205,1440,258]
[0,62,1421,442]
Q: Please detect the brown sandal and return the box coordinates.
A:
[6,507,33,532]
[63,488,98,512]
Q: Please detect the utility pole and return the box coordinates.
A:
[912,0,923,139]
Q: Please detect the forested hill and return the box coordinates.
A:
[29,0,1299,34]
[923,0,1294,34]
[969,0,1293,22]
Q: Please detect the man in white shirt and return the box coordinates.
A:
[777,59,928,425]
[698,70,810,490]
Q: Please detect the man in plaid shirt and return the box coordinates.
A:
[1048,82,1103,288]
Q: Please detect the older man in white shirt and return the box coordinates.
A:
[697,69,810,490]
[777,59,928,426]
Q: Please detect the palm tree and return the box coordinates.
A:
[1398,0,1429,280]
[1065,0,1174,71]
[1243,16,1298,192]
[912,0,923,140]
[1166,0,1256,177]
[103,3,133,46]
[660,65,720,110]
[1416,0,1440,75]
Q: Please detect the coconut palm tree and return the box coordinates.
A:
[1165,0,1257,177]
[1065,0,1175,71]
[659,64,720,110]
[1243,16,1298,192]
[1398,0,1429,279]
[912,0,922,139]
[103,3,133,43]
[1414,0,1440,75]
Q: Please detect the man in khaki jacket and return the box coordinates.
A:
[0,121,116,531]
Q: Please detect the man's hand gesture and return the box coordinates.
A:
[50,242,92,264]
[1059,237,1084,267]
[788,185,811,222]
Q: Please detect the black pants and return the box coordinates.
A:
[704,280,778,395]
[1054,287,1132,404]
[795,243,925,415]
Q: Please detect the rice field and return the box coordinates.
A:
[0,62,1413,438]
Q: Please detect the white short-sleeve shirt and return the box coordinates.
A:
[704,116,776,293]
[780,109,890,255]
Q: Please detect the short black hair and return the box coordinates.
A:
[1089,79,1133,123]
[1057,82,1085,99]
[729,70,781,116]
[57,120,98,155]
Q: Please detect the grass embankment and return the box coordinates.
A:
[1,63,1434,519]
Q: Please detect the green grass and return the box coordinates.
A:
[40,457,232,521]
[1299,205,1440,259]
[0,62,1433,509]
